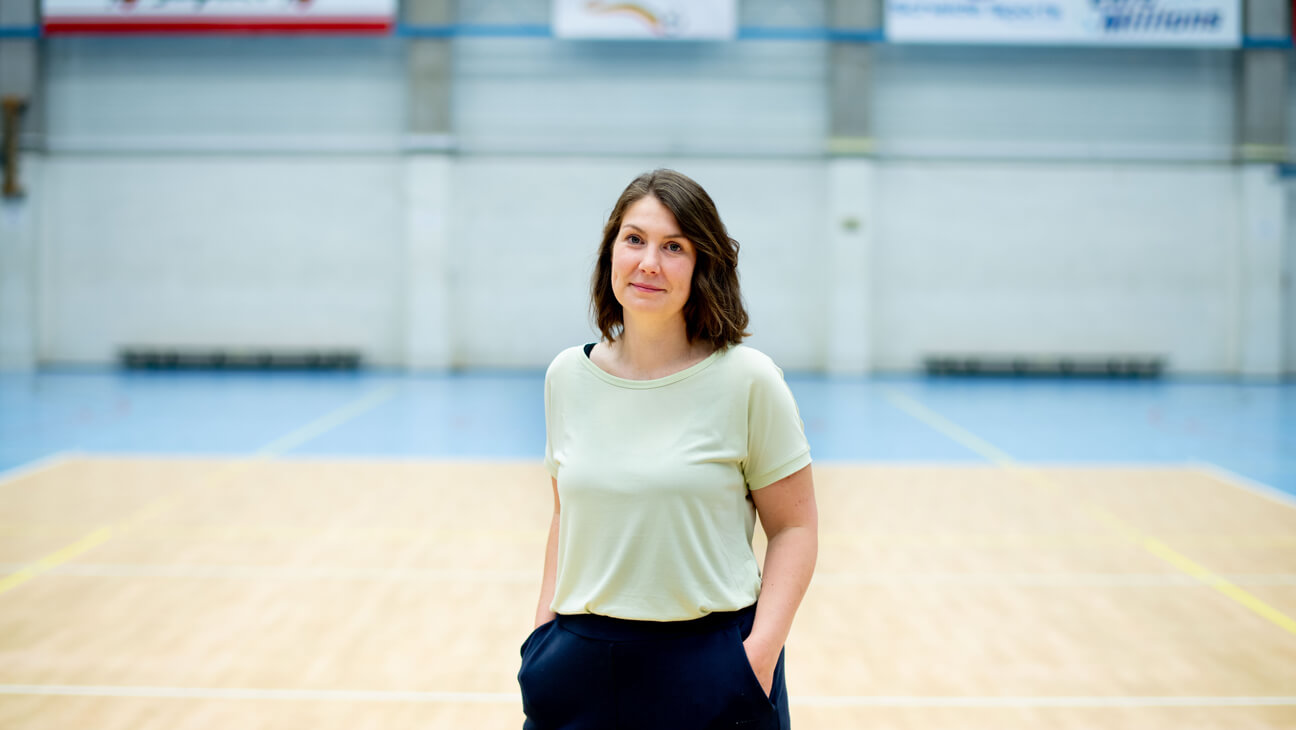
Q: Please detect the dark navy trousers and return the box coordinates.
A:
[518,604,790,730]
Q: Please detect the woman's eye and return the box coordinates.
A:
[667,242,683,252]
[626,235,642,245]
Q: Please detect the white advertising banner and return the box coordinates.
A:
[43,0,396,34]
[885,0,1241,47]
[553,0,737,40]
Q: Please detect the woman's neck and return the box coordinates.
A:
[603,317,712,380]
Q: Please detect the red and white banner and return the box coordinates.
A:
[42,0,397,35]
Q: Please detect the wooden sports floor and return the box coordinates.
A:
[1,372,1294,729]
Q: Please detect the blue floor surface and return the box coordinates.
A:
[2,369,1293,499]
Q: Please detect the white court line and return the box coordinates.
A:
[6,563,1296,587]
[881,388,1296,638]
[0,451,74,487]
[0,685,514,703]
[0,563,534,582]
[1194,462,1296,511]
[811,572,1296,587]
[795,695,1296,708]
[0,685,1292,708]
[0,386,402,599]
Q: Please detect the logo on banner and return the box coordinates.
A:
[1085,0,1223,35]
[553,0,736,40]
[582,2,681,37]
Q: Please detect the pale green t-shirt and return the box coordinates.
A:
[543,343,812,621]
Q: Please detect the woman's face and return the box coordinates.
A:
[610,195,696,327]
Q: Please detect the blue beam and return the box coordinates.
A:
[0,26,40,39]
[1,22,1288,48]
[1242,35,1293,49]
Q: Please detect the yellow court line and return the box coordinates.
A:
[883,388,1296,638]
[0,527,113,595]
[1140,537,1296,634]
[0,385,401,599]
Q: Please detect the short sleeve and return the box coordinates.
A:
[543,364,559,479]
[743,357,811,490]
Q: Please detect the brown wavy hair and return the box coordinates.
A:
[590,169,750,349]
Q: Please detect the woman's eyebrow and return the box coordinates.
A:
[622,222,686,240]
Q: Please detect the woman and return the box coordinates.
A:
[519,169,817,730]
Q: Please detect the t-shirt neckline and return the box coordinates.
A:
[578,343,723,389]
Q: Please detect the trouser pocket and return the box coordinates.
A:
[517,621,556,724]
[726,625,779,714]
[519,620,554,659]
[519,621,614,730]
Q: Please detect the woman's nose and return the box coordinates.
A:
[639,248,659,272]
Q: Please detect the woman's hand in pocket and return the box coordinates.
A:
[742,636,778,698]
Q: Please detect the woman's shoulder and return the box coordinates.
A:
[718,343,779,369]
[714,344,787,381]
[545,344,590,378]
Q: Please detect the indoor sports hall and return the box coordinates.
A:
[1,1,1294,729]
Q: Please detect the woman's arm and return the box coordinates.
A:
[533,477,561,628]
[744,464,817,694]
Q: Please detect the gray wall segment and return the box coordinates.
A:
[828,0,879,148]
[451,38,825,156]
[44,36,405,153]
[403,157,453,369]
[401,0,454,362]
[1237,165,1285,377]
[831,0,882,29]
[827,0,879,367]
[825,159,875,373]
[1244,0,1290,37]
[0,41,36,97]
[0,0,39,137]
[406,0,454,139]
[870,46,1233,161]
[407,41,453,137]
[1237,50,1288,160]
[406,0,454,26]
[0,155,39,369]
[1286,181,1296,374]
[0,0,37,26]
[829,44,873,148]
[0,1,39,369]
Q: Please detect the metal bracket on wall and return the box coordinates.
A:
[2,96,27,199]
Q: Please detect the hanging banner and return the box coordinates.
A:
[42,0,396,35]
[885,0,1241,47]
[553,0,737,40]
